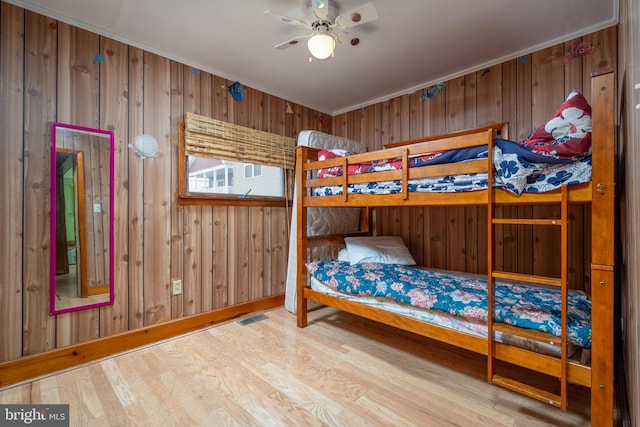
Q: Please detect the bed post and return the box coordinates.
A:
[589,70,615,427]
[295,146,309,327]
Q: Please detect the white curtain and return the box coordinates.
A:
[284,131,365,313]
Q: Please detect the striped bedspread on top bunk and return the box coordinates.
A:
[313,138,592,196]
[306,260,592,348]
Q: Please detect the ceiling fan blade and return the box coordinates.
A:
[334,2,378,29]
[274,34,312,50]
[311,0,329,20]
[334,31,362,47]
[263,10,310,29]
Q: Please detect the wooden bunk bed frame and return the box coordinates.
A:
[295,71,615,426]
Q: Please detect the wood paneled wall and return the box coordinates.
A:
[0,2,329,363]
[334,27,617,293]
[617,0,639,423]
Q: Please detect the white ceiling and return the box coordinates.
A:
[8,0,618,115]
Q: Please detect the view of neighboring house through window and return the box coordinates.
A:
[244,164,261,178]
[187,156,283,197]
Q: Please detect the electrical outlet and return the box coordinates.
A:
[171,279,183,295]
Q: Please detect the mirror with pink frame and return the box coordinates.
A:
[50,122,114,315]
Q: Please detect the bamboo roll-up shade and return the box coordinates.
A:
[184,112,296,169]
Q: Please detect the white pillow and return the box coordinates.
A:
[337,248,350,262]
[344,236,416,265]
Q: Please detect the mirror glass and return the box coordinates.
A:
[50,122,114,314]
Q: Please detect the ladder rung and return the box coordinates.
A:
[494,343,562,377]
[492,270,562,287]
[493,323,562,346]
[492,218,564,226]
[492,375,562,408]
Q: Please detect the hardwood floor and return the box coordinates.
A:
[0,307,590,426]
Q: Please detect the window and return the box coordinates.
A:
[179,112,295,206]
[187,158,281,197]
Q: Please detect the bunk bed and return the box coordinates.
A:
[294,71,615,426]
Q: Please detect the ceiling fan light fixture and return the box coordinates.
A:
[308,22,335,59]
[308,34,335,59]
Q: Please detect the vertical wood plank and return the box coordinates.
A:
[347,110,361,142]
[499,60,519,275]
[127,47,144,329]
[55,22,101,347]
[263,206,274,297]
[56,23,99,129]
[233,85,250,128]
[516,54,534,276]
[398,96,411,246]
[269,207,289,295]
[333,109,348,138]
[100,37,129,336]
[0,2,25,362]
[226,207,243,305]
[248,88,266,301]
[260,93,275,298]
[23,11,57,355]
[445,77,466,272]
[249,207,265,300]
[199,72,214,311]
[211,75,229,309]
[426,84,447,269]
[182,65,201,317]
[295,105,306,137]
[408,91,424,263]
[212,207,228,309]
[235,208,249,304]
[378,98,396,238]
[475,65,502,275]
[582,26,617,102]
[359,105,376,151]
[142,52,172,325]
[462,72,482,274]
[419,91,433,266]
[531,46,565,279]
[169,62,185,318]
[269,97,289,297]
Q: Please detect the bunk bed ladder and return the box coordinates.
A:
[487,185,569,410]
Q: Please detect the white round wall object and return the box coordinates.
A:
[129,134,159,158]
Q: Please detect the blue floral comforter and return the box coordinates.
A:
[307,261,591,348]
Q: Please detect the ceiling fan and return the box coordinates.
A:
[264,1,378,61]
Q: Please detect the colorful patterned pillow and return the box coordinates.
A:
[317,149,374,178]
[520,91,592,160]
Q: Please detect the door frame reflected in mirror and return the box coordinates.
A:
[50,122,115,315]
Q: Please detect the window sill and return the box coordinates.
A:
[177,193,289,207]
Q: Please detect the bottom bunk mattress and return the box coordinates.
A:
[306,261,591,358]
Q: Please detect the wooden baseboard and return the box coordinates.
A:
[0,295,284,388]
